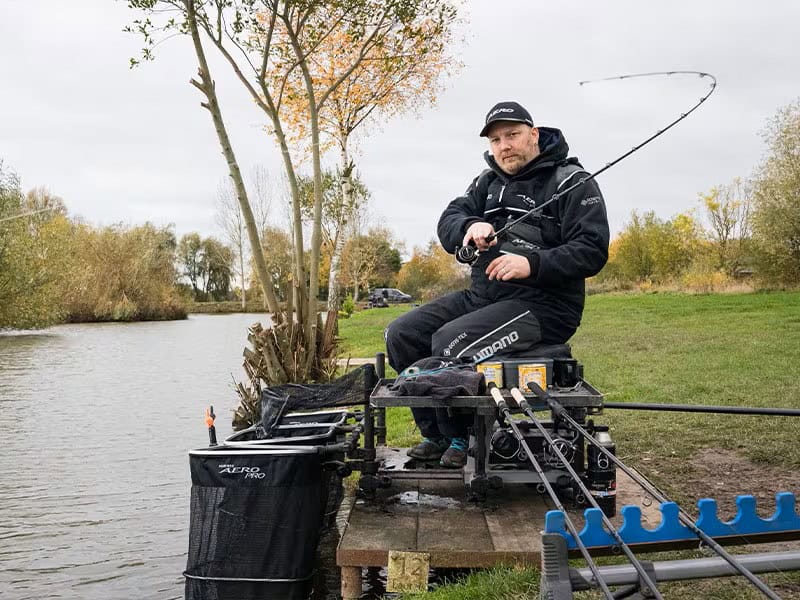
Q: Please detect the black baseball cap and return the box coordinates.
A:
[479,101,534,137]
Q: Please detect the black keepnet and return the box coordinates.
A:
[185,449,326,600]
[185,367,368,600]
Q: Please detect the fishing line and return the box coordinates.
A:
[456,70,717,264]
[0,207,57,224]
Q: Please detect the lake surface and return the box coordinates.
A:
[0,314,282,600]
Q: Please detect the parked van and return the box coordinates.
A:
[367,288,412,307]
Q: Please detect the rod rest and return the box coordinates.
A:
[545,492,800,549]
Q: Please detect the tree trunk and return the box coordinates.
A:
[282,20,328,374]
[238,216,246,310]
[184,0,281,320]
[327,143,353,312]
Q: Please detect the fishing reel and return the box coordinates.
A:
[455,244,479,265]
[543,436,577,468]
[455,231,499,266]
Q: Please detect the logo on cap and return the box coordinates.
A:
[488,107,515,119]
[480,101,534,136]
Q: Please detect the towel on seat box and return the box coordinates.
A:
[390,357,485,402]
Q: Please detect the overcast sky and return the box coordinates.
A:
[2,1,798,255]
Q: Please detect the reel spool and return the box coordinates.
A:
[455,244,479,265]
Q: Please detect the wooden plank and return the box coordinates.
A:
[485,485,547,554]
[416,479,494,567]
[337,481,419,566]
[337,454,769,572]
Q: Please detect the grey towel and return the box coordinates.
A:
[390,357,485,402]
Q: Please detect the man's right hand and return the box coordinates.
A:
[463,221,497,251]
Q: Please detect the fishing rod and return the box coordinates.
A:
[456,70,717,265]
[603,402,800,417]
[525,381,784,600]
[487,385,616,600]
[506,386,665,600]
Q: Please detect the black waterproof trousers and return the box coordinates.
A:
[385,290,543,439]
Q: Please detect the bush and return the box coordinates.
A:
[339,294,355,319]
[609,210,701,284]
[397,240,469,300]
[680,265,731,293]
[65,222,188,322]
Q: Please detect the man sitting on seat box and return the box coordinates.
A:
[385,101,610,468]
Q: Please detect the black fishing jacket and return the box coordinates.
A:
[437,127,610,343]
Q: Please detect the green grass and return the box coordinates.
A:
[337,291,800,599]
[572,291,800,492]
[338,304,420,446]
[337,304,413,358]
[341,292,800,474]
[402,567,540,600]
[401,556,800,600]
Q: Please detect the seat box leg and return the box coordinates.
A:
[341,566,362,599]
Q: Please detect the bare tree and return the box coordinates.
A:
[128,0,461,386]
[215,166,280,308]
[248,164,277,236]
[699,177,753,276]
[214,181,248,308]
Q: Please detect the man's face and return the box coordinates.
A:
[486,122,540,175]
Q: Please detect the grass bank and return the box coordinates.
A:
[189,300,331,314]
[338,305,419,445]
[189,300,269,314]
[338,291,800,598]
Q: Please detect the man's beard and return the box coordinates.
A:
[500,155,524,174]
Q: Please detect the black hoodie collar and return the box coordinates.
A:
[483,126,570,181]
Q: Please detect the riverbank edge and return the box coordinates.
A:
[189,300,332,314]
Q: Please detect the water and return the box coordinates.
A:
[0,314,276,600]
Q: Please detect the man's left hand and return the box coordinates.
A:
[486,254,531,281]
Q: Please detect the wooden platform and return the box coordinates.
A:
[336,447,663,597]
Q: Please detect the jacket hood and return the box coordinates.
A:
[483,126,570,179]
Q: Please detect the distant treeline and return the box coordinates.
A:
[1,163,186,329]
[594,100,799,292]
[2,100,797,329]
